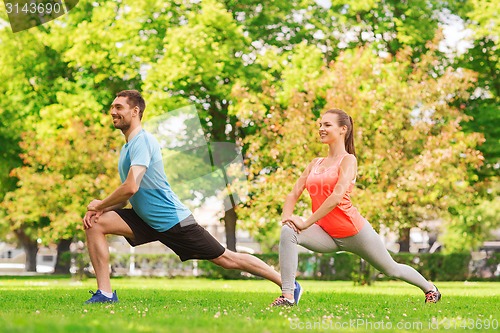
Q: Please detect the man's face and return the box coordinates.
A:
[110,96,136,130]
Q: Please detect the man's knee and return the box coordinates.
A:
[85,212,115,236]
[212,250,241,270]
[84,220,104,237]
[96,211,117,224]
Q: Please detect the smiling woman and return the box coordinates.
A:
[272,109,442,307]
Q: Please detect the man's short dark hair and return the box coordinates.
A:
[116,90,146,119]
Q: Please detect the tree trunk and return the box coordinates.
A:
[398,227,411,252]
[53,238,72,274]
[14,230,38,272]
[209,141,239,252]
[224,205,237,252]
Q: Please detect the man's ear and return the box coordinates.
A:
[133,106,140,117]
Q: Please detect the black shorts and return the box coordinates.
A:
[114,209,225,262]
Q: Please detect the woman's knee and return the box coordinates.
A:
[280,225,298,243]
[380,263,403,279]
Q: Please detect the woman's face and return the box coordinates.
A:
[318,113,344,144]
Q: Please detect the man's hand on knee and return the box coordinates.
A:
[83,210,103,229]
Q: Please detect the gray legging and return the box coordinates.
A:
[280,221,432,295]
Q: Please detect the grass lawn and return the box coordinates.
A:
[0,276,498,332]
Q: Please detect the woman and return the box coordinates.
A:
[271,109,441,306]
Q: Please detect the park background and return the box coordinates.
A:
[0,0,499,282]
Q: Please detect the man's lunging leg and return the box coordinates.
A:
[84,211,135,303]
[85,221,113,293]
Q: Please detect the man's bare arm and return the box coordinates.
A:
[87,165,147,212]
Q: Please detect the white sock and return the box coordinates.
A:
[286,297,295,303]
[99,290,114,298]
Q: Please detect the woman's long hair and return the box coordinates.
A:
[324,109,356,156]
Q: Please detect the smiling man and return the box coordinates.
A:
[82,90,286,304]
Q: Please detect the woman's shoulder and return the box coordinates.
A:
[303,157,322,173]
[344,153,356,159]
[309,157,323,167]
[340,153,357,166]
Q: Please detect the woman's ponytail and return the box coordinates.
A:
[345,116,356,156]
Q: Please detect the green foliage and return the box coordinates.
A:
[226,0,445,61]
[464,0,500,42]
[144,0,249,126]
[0,0,173,246]
[0,27,67,201]
[109,253,198,278]
[0,90,121,243]
[442,197,500,253]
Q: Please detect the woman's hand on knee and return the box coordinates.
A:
[282,220,301,234]
[288,215,308,233]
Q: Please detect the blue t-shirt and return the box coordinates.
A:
[118,129,192,232]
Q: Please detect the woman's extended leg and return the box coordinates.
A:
[335,222,433,292]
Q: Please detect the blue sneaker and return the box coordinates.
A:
[85,290,118,304]
[294,281,303,305]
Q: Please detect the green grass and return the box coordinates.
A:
[0,277,499,332]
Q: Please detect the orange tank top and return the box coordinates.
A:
[305,154,366,238]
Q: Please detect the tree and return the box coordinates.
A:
[455,0,499,165]
[1,0,253,262]
[0,0,156,270]
[0,19,74,269]
[143,0,251,251]
[444,0,500,250]
[228,42,325,250]
[225,0,448,61]
[0,20,68,202]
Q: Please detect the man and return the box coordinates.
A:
[83,90,296,304]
